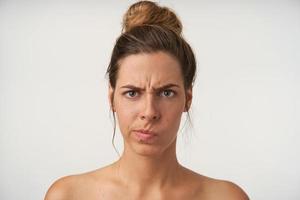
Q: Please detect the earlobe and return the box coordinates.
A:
[184,103,190,112]
[184,88,193,112]
[108,85,115,112]
[184,105,190,112]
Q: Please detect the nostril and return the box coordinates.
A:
[152,114,161,120]
[140,114,160,121]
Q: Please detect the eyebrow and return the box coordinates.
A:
[120,83,180,91]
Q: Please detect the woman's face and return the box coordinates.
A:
[110,51,192,156]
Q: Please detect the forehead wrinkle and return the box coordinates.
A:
[145,73,164,92]
[121,78,169,93]
[119,71,181,89]
[116,52,184,90]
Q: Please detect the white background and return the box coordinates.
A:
[1,0,299,199]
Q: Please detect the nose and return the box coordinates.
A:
[140,94,161,121]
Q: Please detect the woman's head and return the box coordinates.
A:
[107,0,196,95]
[106,1,197,155]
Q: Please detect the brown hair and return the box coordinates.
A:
[122,0,182,35]
[107,0,196,90]
[106,1,197,155]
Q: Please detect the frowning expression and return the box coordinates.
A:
[110,51,192,156]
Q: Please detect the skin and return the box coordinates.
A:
[44,51,249,200]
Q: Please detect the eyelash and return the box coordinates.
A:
[123,90,176,98]
[160,90,176,97]
[124,90,138,98]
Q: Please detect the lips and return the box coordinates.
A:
[133,129,157,142]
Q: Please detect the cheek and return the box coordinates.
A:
[159,102,184,128]
[115,100,139,133]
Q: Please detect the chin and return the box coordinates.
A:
[122,133,177,157]
[131,144,164,157]
[129,139,176,157]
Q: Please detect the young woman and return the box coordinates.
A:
[45,1,249,199]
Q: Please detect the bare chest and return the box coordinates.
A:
[72,185,200,200]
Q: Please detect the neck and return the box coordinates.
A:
[113,141,182,191]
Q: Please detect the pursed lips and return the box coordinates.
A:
[133,129,157,141]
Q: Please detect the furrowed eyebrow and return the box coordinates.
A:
[120,83,180,91]
[156,84,180,91]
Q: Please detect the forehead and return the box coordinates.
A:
[116,52,183,87]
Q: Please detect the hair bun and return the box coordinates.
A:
[122,1,182,35]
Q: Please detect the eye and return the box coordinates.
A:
[160,90,175,97]
[124,90,138,98]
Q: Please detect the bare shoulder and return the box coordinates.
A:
[182,168,249,200]
[44,165,114,200]
[44,175,77,200]
[198,174,249,200]
[209,179,249,200]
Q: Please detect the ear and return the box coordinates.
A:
[184,87,192,112]
[108,84,115,112]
